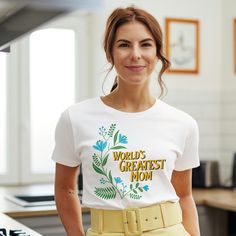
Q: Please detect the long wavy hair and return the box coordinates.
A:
[103,6,170,97]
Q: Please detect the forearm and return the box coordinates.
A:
[55,188,85,236]
[179,195,200,236]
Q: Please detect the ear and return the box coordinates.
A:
[107,55,112,63]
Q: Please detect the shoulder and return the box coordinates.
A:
[58,97,100,124]
[68,97,100,113]
[61,97,101,119]
[158,99,198,129]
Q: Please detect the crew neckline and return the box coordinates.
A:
[98,96,161,117]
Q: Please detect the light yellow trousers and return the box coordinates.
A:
[86,223,190,235]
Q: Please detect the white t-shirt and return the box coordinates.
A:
[52,97,199,210]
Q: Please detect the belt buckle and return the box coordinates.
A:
[122,208,142,236]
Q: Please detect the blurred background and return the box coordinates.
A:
[0,0,236,236]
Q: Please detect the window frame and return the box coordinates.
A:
[0,44,21,185]
[0,52,7,175]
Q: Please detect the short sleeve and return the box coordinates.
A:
[51,109,81,167]
[174,118,200,171]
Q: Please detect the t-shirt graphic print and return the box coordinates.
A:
[91,123,164,200]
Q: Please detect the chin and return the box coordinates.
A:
[130,77,148,84]
[119,74,149,86]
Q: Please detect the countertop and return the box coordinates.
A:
[0,212,42,235]
[193,188,236,212]
[0,184,90,218]
[0,184,236,218]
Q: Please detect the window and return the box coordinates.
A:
[0,14,89,185]
[29,29,75,174]
[0,53,7,174]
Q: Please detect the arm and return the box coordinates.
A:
[55,163,85,236]
[171,169,200,236]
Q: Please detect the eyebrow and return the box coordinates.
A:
[116,38,154,43]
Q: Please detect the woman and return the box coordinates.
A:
[52,6,200,236]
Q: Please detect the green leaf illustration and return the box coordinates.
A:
[93,154,101,167]
[130,184,133,190]
[133,189,138,194]
[108,170,113,184]
[92,163,105,175]
[95,186,117,199]
[108,124,116,137]
[130,193,142,200]
[138,187,143,192]
[113,130,119,146]
[102,154,109,166]
[135,183,140,188]
[110,146,127,150]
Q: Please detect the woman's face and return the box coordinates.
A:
[112,21,158,86]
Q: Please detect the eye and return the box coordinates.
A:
[141,42,152,47]
[118,43,129,48]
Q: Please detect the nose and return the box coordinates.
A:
[130,46,141,60]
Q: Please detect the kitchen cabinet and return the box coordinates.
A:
[229,211,236,236]
[16,213,91,236]
[197,205,227,236]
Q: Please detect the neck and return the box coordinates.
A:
[103,83,155,112]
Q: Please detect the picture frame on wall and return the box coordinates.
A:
[165,18,200,74]
[234,19,236,74]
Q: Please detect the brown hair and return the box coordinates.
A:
[103,6,170,97]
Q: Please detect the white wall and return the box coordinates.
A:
[221,0,236,184]
[80,0,234,183]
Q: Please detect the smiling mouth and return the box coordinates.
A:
[125,65,146,72]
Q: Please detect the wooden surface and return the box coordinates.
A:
[0,184,235,218]
[193,188,236,212]
[0,212,42,235]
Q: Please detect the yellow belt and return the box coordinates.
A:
[90,201,182,236]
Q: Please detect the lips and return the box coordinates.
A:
[125,65,146,72]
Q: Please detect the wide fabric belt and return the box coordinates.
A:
[90,201,182,236]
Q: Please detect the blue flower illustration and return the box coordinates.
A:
[119,134,128,144]
[93,140,107,152]
[114,177,123,184]
[143,185,149,191]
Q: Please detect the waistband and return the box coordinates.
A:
[90,201,182,236]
